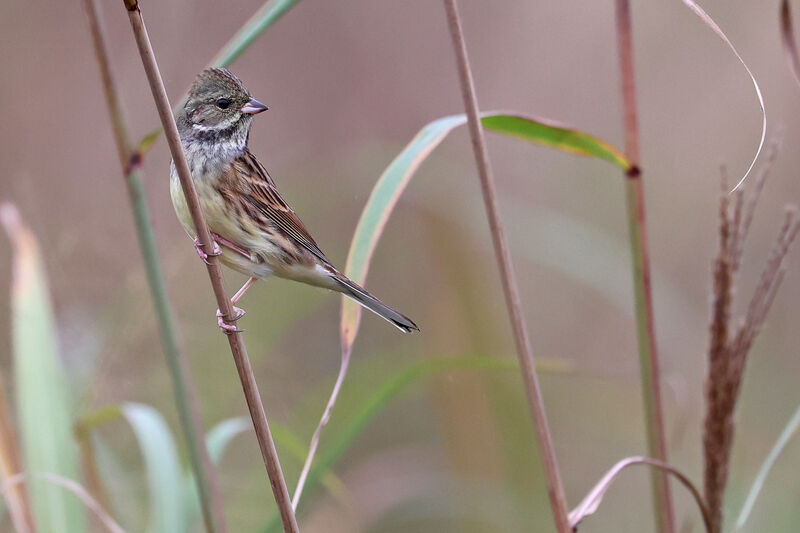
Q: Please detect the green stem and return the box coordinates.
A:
[614,2,675,532]
[81,1,227,531]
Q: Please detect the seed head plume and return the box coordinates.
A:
[703,138,798,533]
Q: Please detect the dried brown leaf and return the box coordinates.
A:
[569,456,711,532]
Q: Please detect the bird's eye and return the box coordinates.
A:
[215,98,231,109]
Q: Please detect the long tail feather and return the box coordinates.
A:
[333,275,419,333]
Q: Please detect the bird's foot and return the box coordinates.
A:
[194,238,222,265]
[216,306,246,334]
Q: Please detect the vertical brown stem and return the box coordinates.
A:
[81,1,227,531]
[440,1,570,531]
[120,2,299,531]
[614,2,675,532]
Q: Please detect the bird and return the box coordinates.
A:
[170,68,418,334]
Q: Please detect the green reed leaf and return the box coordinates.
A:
[340,112,629,350]
[184,417,250,529]
[208,0,301,69]
[1,203,85,533]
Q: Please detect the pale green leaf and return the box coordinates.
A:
[208,0,301,68]
[2,203,85,533]
[121,403,185,533]
[340,112,629,350]
[184,417,251,528]
[736,404,800,528]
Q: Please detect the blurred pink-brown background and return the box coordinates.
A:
[2,0,800,531]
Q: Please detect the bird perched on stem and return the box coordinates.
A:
[171,68,418,334]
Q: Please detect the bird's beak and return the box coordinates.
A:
[241,98,268,114]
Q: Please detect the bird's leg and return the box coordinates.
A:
[216,277,257,334]
[193,237,222,265]
[231,277,258,305]
[211,232,252,260]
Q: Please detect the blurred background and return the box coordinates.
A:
[1,0,799,531]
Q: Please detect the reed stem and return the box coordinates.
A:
[120,2,298,531]
[614,2,675,531]
[441,1,570,531]
[81,0,227,531]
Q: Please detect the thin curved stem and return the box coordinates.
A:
[292,346,351,510]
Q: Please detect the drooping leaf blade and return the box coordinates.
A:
[568,456,710,531]
[681,0,765,192]
[1,203,85,533]
[340,112,630,350]
[121,403,185,533]
[184,417,251,528]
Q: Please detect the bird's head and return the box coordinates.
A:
[179,68,267,144]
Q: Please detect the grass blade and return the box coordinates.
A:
[270,423,348,502]
[120,403,185,533]
[1,203,85,533]
[569,456,710,532]
[331,111,625,521]
[480,113,630,168]
[340,111,630,350]
[207,0,301,69]
[204,418,251,463]
[3,474,125,533]
[735,403,800,528]
[263,355,571,532]
[680,0,765,192]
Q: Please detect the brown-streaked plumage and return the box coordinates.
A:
[170,68,418,333]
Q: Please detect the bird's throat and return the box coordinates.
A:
[182,120,250,178]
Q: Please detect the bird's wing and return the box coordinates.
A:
[232,150,331,265]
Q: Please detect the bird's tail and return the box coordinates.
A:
[332,274,419,333]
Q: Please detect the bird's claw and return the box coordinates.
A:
[194,238,222,265]
[216,306,246,334]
